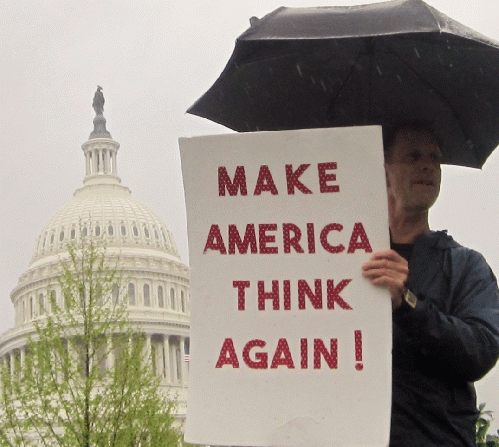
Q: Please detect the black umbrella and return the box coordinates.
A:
[187,0,499,168]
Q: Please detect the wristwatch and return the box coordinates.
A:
[403,288,418,309]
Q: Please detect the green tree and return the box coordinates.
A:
[476,403,499,447]
[0,240,183,447]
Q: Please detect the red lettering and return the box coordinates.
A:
[233,280,250,310]
[320,223,345,253]
[307,223,316,254]
[218,166,247,196]
[283,223,304,253]
[243,339,268,369]
[347,222,373,253]
[301,338,308,369]
[258,280,280,310]
[318,162,339,193]
[228,224,257,254]
[215,338,239,368]
[314,338,338,369]
[203,225,227,254]
[283,279,291,310]
[259,224,278,254]
[298,279,323,309]
[326,279,352,310]
[285,164,312,195]
[254,165,279,195]
[271,338,295,369]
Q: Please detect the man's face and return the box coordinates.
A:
[385,128,442,214]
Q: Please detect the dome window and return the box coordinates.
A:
[154,229,159,240]
[128,283,135,305]
[50,233,55,244]
[59,231,64,242]
[121,225,127,236]
[95,225,100,237]
[71,229,76,239]
[39,294,45,315]
[181,290,186,313]
[170,288,176,310]
[144,227,150,238]
[82,227,88,238]
[143,284,151,306]
[158,286,164,308]
[43,235,47,247]
[112,284,119,304]
[133,226,139,237]
[108,225,114,236]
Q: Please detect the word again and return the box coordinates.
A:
[232,278,352,311]
[218,163,339,196]
[215,333,364,370]
[203,222,372,255]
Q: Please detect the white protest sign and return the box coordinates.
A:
[180,126,391,447]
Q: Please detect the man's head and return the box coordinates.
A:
[383,123,442,216]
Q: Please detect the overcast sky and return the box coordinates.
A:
[3,0,499,429]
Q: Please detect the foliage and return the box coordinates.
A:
[0,240,183,447]
[476,403,499,447]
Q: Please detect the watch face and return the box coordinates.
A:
[405,290,417,309]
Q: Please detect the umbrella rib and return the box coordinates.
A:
[326,48,370,121]
[385,43,477,163]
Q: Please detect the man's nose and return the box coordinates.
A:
[419,157,439,171]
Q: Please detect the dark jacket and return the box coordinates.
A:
[390,231,499,447]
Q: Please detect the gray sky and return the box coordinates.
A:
[3,0,499,430]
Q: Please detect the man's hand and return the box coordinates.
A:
[362,250,409,310]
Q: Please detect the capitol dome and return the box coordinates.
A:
[31,177,181,265]
[0,89,190,418]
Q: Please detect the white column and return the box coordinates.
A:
[104,150,111,174]
[92,150,98,174]
[180,337,187,386]
[9,351,15,376]
[112,150,117,174]
[106,335,115,370]
[144,334,152,368]
[163,335,171,383]
[85,152,91,175]
[20,347,26,369]
[171,339,178,384]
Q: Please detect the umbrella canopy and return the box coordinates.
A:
[187,0,499,168]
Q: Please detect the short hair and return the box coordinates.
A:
[382,121,441,162]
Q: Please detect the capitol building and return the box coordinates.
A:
[0,89,190,417]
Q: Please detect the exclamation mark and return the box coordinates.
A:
[355,330,363,371]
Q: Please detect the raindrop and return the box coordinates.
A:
[414,47,420,59]
[480,67,484,75]
[296,64,303,76]
[396,74,402,83]
[310,76,316,84]
[320,80,327,91]
[376,65,382,76]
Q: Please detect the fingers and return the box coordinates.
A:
[361,249,408,310]
[362,249,408,276]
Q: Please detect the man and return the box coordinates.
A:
[362,124,499,446]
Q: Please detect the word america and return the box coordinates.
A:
[204,222,372,255]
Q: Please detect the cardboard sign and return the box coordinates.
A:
[180,127,391,447]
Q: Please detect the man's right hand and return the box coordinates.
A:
[361,250,409,310]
